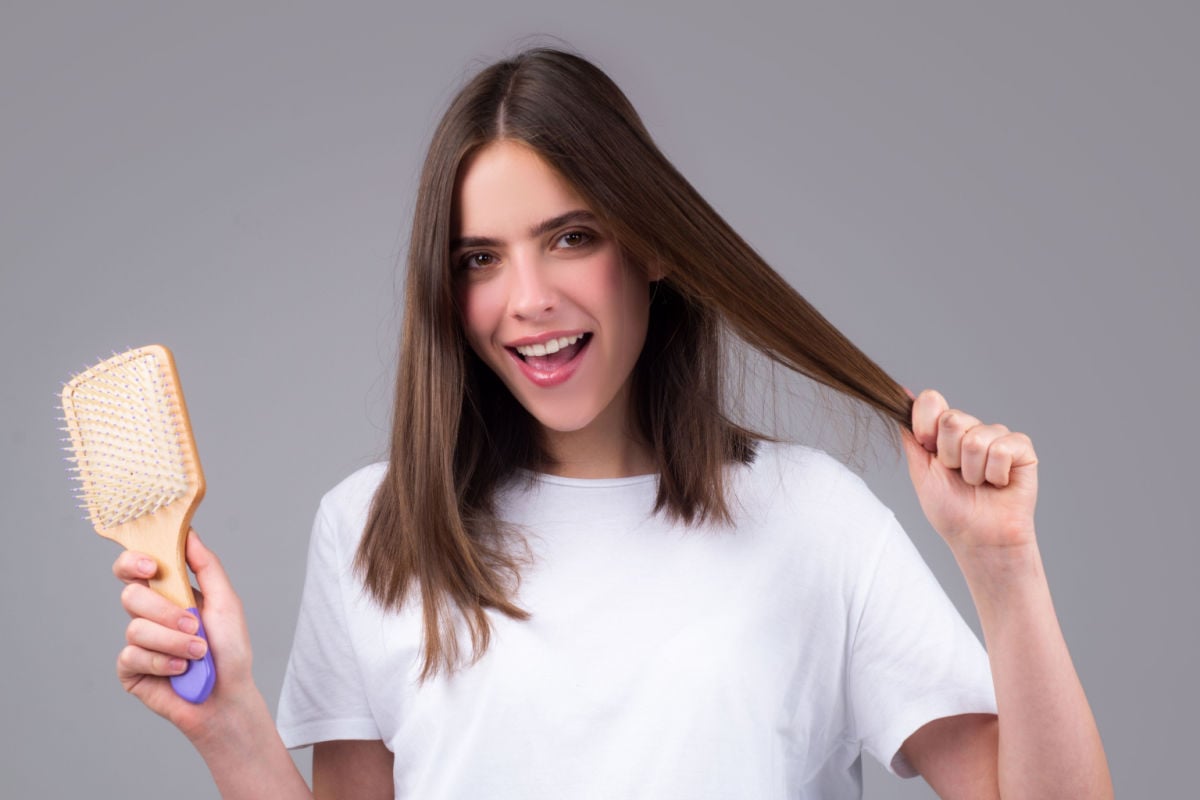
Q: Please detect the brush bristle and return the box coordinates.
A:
[61,348,190,530]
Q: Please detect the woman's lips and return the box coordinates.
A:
[507,333,591,387]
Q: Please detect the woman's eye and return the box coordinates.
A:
[462,252,494,269]
[557,230,592,248]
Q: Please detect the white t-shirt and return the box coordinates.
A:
[277,442,997,798]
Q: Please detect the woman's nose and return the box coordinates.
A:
[507,252,558,321]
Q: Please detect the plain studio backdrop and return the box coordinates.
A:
[2,2,1195,797]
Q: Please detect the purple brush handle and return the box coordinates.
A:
[170,607,216,703]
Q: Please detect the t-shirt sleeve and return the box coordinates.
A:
[848,512,998,778]
[276,501,381,749]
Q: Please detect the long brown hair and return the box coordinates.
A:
[357,46,915,681]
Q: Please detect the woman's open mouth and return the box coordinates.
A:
[506,332,592,387]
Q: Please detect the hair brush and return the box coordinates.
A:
[60,344,215,703]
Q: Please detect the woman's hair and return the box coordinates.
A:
[357,46,914,681]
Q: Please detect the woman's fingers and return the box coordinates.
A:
[912,388,989,472]
[118,643,189,680]
[120,581,201,633]
[958,423,1011,485]
[934,409,984,470]
[115,544,210,696]
[983,431,1036,488]
[125,614,209,662]
[910,389,1025,488]
[107,532,254,731]
[112,549,155,587]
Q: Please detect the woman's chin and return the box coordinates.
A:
[527,411,602,436]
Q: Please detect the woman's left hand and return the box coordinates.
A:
[901,388,1039,552]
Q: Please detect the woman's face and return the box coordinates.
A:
[452,140,651,441]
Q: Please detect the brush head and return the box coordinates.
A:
[61,345,204,534]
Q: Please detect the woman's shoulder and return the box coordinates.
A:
[736,440,897,551]
[746,440,883,507]
[313,461,389,538]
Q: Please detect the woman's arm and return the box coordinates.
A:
[115,531,313,799]
[314,740,395,800]
[898,389,1112,799]
[188,688,314,799]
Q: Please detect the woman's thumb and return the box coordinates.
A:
[185,529,234,604]
[899,425,932,492]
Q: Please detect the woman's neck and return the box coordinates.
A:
[536,385,655,479]
[539,430,656,478]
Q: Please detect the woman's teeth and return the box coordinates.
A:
[515,334,584,358]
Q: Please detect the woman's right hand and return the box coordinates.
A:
[113,529,257,745]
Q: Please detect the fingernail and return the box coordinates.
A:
[137,558,154,575]
[188,640,207,659]
[178,615,199,634]
[169,658,187,673]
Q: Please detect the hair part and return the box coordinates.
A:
[356,46,914,682]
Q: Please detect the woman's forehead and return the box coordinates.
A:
[453,141,592,237]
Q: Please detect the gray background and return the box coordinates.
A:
[2,2,1195,797]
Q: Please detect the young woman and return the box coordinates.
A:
[112,47,1112,798]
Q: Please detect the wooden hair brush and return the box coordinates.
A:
[60,344,215,703]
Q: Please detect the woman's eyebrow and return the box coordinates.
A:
[451,209,597,251]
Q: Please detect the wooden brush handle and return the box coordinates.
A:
[109,505,196,610]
